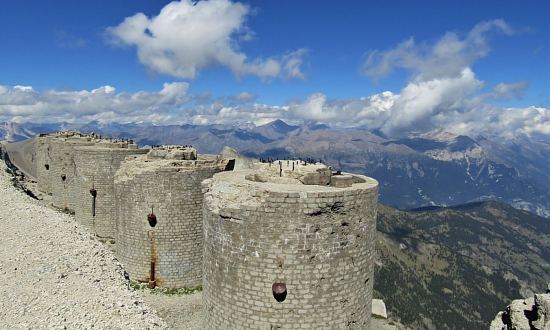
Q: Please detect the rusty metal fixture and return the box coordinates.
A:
[148,261,156,289]
[61,174,66,181]
[148,207,157,227]
[89,188,97,197]
[272,282,287,302]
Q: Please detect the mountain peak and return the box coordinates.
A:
[259,119,298,133]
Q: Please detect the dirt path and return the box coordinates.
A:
[0,161,166,329]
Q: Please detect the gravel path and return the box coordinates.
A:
[0,161,167,329]
[141,292,203,329]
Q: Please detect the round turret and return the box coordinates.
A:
[202,161,379,329]
[114,146,232,288]
[48,133,99,210]
[73,141,147,239]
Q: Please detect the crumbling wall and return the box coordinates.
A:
[114,149,230,288]
[201,166,379,330]
[73,145,147,239]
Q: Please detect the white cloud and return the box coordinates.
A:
[236,91,256,101]
[1,20,547,140]
[107,0,307,80]
[381,68,482,135]
[0,82,189,124]
[0,82,548,140]
[284,87,550,139]
[361,19,513,80]
[482,81,528,100]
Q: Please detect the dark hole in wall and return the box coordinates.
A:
[44,164,49,170]
[224,159,236,171]
[61,174,66,182]
[90,188,97,217]
[148,212,157,227]
[272,282,287,302]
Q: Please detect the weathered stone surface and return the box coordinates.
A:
[220,146,255,169]
[372,299,388,319]
[147,145,197,160]
[73,144,147,239]
[114,149,231,289]
[490,285,550,330]
[34,132,136,211]
[202,165,379,329]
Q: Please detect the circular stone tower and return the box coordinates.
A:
[202,161,379,329]
[48,132,99,211]
[73,141,148,240]
[114,146,232,288]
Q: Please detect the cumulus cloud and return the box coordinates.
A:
[0,82,190,124]
[235,91,256,102]
[361,19,514,80]
[482,81,529,100]
[107,0,307,80]
[303,18,545,138]
[0,81,548,139]
[283,90,550,139]
[1,19,548,140]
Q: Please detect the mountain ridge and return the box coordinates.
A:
[2,120,549,218]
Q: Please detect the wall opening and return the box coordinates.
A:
[224,159,235,171]
[90,188,97,217]
[148,207,157,227]
[272,282,287,302]
[44,164,49,170]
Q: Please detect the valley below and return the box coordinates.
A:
[375,202,550,329]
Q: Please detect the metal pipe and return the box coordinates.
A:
[148,261,156,289]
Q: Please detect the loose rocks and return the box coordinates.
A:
[0,161,167,329]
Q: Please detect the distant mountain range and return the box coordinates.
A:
[3,121,549,329]
[375,200,550,329]
[2,120,549,218]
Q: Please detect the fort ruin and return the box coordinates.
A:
[35,132,128,211]
[114,146,232,288]
[202,161,379,329]
[73,141,147,239]
[10,132,382,328]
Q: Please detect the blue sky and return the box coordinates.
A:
[0,0,548,105]
[0,0,549,137]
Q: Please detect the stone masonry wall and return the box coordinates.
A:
[74,146,148,240]
[36,135,54,195]
[50,137,96,210]
[114,154,229,289]
[202,169,379,330]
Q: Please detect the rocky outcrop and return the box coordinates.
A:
[490,284,550,330]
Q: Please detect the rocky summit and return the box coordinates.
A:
[490,284,550,330]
